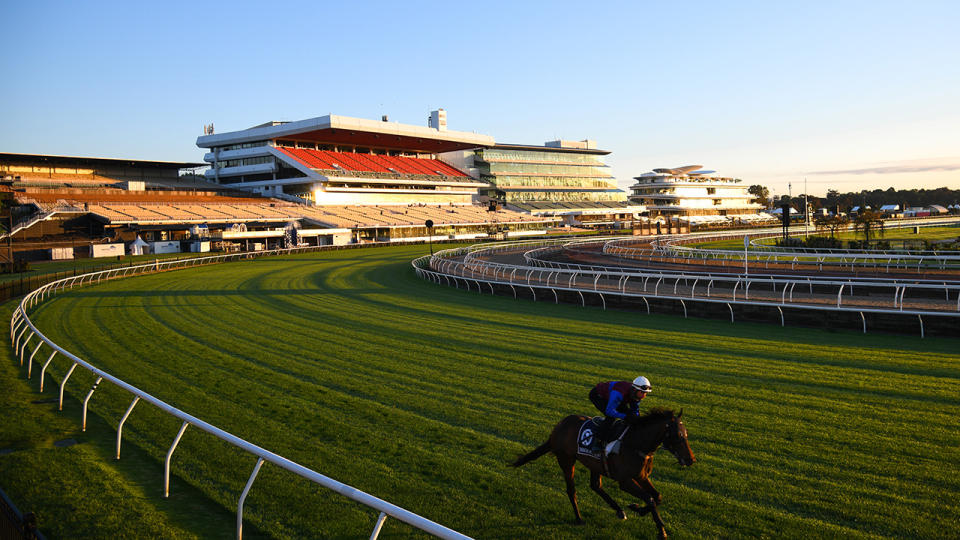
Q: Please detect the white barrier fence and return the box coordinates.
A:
[10,245,472,540]
[413,237,960,337]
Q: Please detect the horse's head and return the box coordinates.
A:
[663,410,696,467]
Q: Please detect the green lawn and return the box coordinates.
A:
[0,251,214,284]
[2,245,959,539]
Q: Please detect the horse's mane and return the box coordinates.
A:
[634,407,675,425]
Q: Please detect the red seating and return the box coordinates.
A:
[278,148,468,177]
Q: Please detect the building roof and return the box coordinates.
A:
[0,152,205,169]
[196,114,495,154]
[490,143,610,155]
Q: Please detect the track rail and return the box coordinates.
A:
[10,246,472,540]
[413,234,960,336]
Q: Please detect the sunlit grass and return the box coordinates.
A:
[4,244,959,539]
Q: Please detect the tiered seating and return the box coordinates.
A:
[219,205,264,219]
[177,204,231,219]
[279,148,469,178]
[87,205,136,221]
[110,205,174,220]
[143,205,197,220]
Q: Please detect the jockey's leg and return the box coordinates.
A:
[598,416,617,473]
[589,471,626,520]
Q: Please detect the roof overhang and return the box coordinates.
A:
[197,115,495,154]
[0,152,205,169]
[491,143,610,156]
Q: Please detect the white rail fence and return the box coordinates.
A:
[413,238,960,337]
[10,245,472,540]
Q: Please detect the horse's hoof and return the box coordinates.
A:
[657,529,668,539]
[574,518,585,526]
[616,509,626,520]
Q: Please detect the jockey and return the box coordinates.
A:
[589,376,652,457]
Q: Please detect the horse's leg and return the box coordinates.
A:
[636,476,661,505]
[589,471,626,520]
[557,455,583,524]
[620,479,668,539]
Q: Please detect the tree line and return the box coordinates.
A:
[748,185,960,211]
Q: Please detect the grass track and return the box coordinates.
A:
[4,244,960,538]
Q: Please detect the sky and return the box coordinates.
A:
[1,0,958,198]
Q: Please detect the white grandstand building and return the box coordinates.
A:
[628,165,771,226]
[196,110,493,206]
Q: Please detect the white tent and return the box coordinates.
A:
[128,236,149,256]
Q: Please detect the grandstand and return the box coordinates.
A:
[3,182,555,260]
[195,112,493,206]
[507,200,647,227]
[1,152,207,190]
[2,112,605,262]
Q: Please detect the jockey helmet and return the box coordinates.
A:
[632,376,652,392]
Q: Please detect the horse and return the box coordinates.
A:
[512,407,695,539]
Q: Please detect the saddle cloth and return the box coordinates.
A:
[577,417,625,456]
[576,417,604,459]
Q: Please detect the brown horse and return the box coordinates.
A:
[512,407,695,539]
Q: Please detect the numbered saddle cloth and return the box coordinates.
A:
[576,417,604,459]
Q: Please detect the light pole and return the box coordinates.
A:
[425,219,434,256]
[743,234,749,276]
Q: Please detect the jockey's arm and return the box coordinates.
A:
[605,391,627,418]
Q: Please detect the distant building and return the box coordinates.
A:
[629,165,767,225]
[469,139,622,204]
[442,140,639,227]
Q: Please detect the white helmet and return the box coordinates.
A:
[632,376,652,392]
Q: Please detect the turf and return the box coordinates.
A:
[3,244,959,539]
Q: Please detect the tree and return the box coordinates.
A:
[748,185,770,207]
[815,214,848,238]
[853,210,884,245]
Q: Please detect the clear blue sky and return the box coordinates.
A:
[2,0,958,197]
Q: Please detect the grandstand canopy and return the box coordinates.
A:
[0,152,205,171]
[197,115,495,154]
[492,143,610,156]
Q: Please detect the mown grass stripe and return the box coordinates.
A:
[17,245,960,539]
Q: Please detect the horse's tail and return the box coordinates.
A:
[511,440,552,467]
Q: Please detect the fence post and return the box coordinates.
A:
[237,458,265,540]
[82,377,103,431]
[59,362,78,410]
[27,341,43,378]
[116,396,141,459]
[164,422,190,497]
[39,350,57,392]
[370,512,389,540]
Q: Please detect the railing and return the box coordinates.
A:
[413,237,960,337]
[10,245,471,540]
[627,228,960,273]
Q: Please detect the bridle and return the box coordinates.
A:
[662,415,692,465]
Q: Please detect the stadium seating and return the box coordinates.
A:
[279,148,469,178]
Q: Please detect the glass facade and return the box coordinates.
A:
[475,147,623,203]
